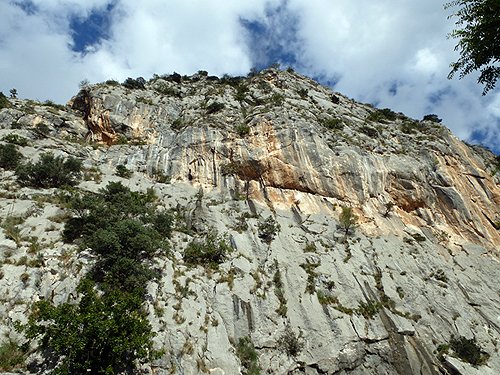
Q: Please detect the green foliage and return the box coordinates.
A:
[23,279,156,374]
[15,152,82,188]
[43,100,66,111]
[0,339,26,371]
[297,88,308,98]
[382,202,395,217]
[277,325,303,357]
[0,92,11,110]
[446,0,500,94]
[183,232,231,268]
[115,164,132,178]
[104,79,120,86]
[236,336,261,375]
[25,182,171,373]
[400,119,422,134]
[258,216,280,243]
[338,207,358,235]
[0,143,23,170]
[356,300,382,319]
[234,84,249,101]
[63,182,162,243]
[321,117,344,130]
[366,108,398,123]
[273,260,287,317]
[206,102,225,114]
[2,133,29,146]
[422,114,442,123]
[235,124,250,136]
[270,93,284,106]
[122,77,146,90]
[447,336,489,365]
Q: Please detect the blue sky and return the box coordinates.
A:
[1,0,498,154]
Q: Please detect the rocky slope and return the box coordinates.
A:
[0,69,499,374]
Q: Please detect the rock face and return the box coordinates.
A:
[0,69,499,374]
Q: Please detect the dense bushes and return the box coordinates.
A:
[0,143,23,170]
[366,108,398,123]
[15,152,82,188]
[0,92,10,109]
[183,232,231,268]
[25,280,155,374]
[23,182,173,373]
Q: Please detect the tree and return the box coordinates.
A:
[338,207,358,236]
[446,0,500,94]
[15,152,82,188]
[23,279,156,374]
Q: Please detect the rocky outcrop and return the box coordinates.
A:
[0,69,499,374]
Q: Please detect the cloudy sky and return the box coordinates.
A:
[1,0,499,153]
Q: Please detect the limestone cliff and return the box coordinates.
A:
[0,69,499,374]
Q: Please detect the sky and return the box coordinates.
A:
[1,0,499,154]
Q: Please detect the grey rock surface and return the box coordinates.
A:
[0,69,498,374]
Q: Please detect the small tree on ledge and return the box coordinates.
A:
[338,206,358,236]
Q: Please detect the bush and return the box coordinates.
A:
[258,216,280,243]
[206,102,225,114]
[449,336,489,365]
[2,134,28,146]
[27,181,168,373]
[422,114,442,123]
[183,232,231,268]
[236,336,261,375]
[15,152,82,188]
[23,279,156,374]
[115,164,132,178]
[321,118,344,130]
[0,339,26,371]
[277,325,303,357]
[122,77,146,90]
[366,108,398,122]
[235,124,250,136]
[338,207,358,236]
[0,92,10,110]
[0,143,23,170]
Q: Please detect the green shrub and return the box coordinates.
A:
[26,181,168,373]
[23,279,156,374]
[270,93,284,106]
[115,164,133,178]
[0,339,26,371]
[449,336,489,365]
[235,124,250,136]
[338,207,358,236]
[206,102,225,114]
[359,125,379,137]
[15,152,82,188]
[105,79,120,86]
[277,325,303,357]
[356,300,382,319]
[236,336,261,375]
[0,143,23,170]
[122,77,146,90]
[366,108,398,122]
[0,92,10,110]
[183,232,231,268]
[1,134,28,146]
[321,118,344,130]
[258,216,280,243]
[422,114,442,123]
[297,88,308,98]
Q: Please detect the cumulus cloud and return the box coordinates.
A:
[0,0,498,152]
